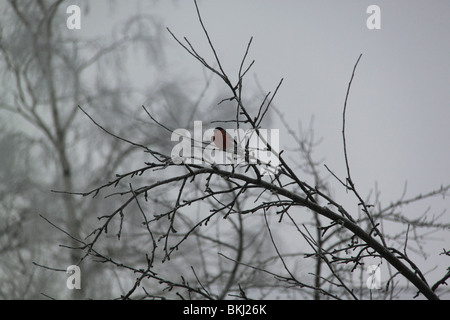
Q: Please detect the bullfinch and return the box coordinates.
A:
[212,127,260,163]
[213,127,265,180]
[212,127,239,155]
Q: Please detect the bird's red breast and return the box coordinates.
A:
[213,127,236,152]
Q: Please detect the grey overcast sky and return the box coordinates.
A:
[80,0,449,294]
[83,0,450,214]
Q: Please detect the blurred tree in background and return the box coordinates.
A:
[0,0,171,298]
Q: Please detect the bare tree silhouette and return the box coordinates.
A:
[45,1,449,300]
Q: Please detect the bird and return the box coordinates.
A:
[213,127,268,163]
[212,127,239,155]
[212,127,265,181]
